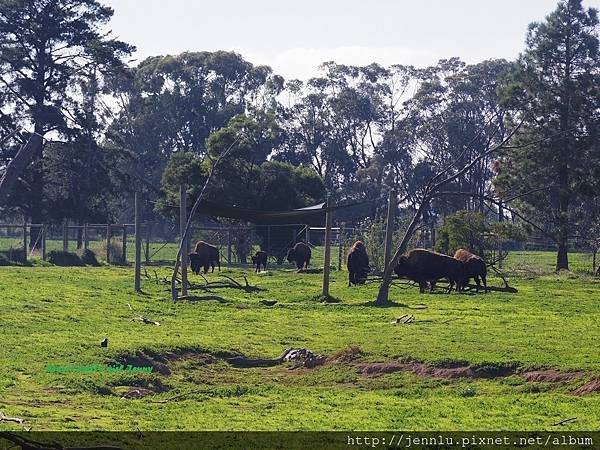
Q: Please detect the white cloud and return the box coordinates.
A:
[248,46,441,81]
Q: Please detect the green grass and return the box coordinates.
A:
[0,251,599,431]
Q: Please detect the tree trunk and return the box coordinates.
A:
[556,241,569,271]
[376,198,430,305]
[0,134,43,206]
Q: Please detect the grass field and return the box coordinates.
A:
[0,251,599,431]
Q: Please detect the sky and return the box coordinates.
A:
[102,0,600,80]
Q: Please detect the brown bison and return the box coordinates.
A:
[286,242,311,271]
[252,250,268,273]
[393,248,464,293]
[188,241,220,274]
[454,248,487,293]
[347,240,370,286]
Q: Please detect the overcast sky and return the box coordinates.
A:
[102,0,600,80]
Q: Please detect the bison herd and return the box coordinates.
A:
[187,239,487,294]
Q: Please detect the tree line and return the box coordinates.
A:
[1,0,599,271]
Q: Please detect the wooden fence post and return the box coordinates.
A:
[41,224,47,261]
[83,223,89,250]
[106,224,111,263]
[122,225,128,263]
[227,229,232,264]
[134,193,142,292]
[22,222,27,261]
[338,225,344,271]
[322,203,333,298]
[62,220,68,252]
[180,184,188,296]
[383,191,397,270]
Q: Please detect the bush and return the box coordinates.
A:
[0,253,12,266]
[435,210,527,258]
[80,249,100,266]
[47,250,84,266]
[0,248,26,264]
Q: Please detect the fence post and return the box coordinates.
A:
[383,191,397,270]
[83,223,89,250]
[122,225,128,263]
[267,225,271,254]
[106,224,111,263]
[22,221,27,262]
[322,203,333,298]
[227,229,232,265]
[338,224,344,271]
[180,184,188,296]
[62,220,68,252]
[42,224,47,261]
[305,225,310,244]
[134,193,142,292]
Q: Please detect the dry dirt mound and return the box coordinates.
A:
[114,351,171,375]
[327,346,363,364]
[571,379,600,396]
[361,361,516,379]
[521,370,585,383]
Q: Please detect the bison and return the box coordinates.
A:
[188,241,220,274]
[393,248,464,293]
[252,250,268,273]
[347,240,370,286]
[454,248,487,293]
[286,242,311,271]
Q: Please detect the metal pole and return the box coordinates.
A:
[134,193,142,292]
[322,203,332,298]
[383,191,397,270]
[305,225,310,244]
[180,184,188,296]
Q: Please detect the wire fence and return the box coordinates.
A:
[1,222,596,272]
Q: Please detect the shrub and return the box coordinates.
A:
[0,253,12,266]
[80,249,100,266]
[0,248,26,264]
[47,250,84,266]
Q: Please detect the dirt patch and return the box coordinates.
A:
[522,370,585,383]
[571,379,600,396]
[114,351,171,376]
[361,361,516,379]
[327,346,363,364]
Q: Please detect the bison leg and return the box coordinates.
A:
[203,264,210,274]
[481,274,488,293]
[418,280,428,294]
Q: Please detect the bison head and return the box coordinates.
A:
[188,253,201,274]
[393,255,409,278]
[286,248,296,263]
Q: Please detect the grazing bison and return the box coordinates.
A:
[188,241,220,274]
[252,250,268,273]
[347,240,370,286]
[454,248,487,293]
[393,248,464,293]
[286,242,311,271]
